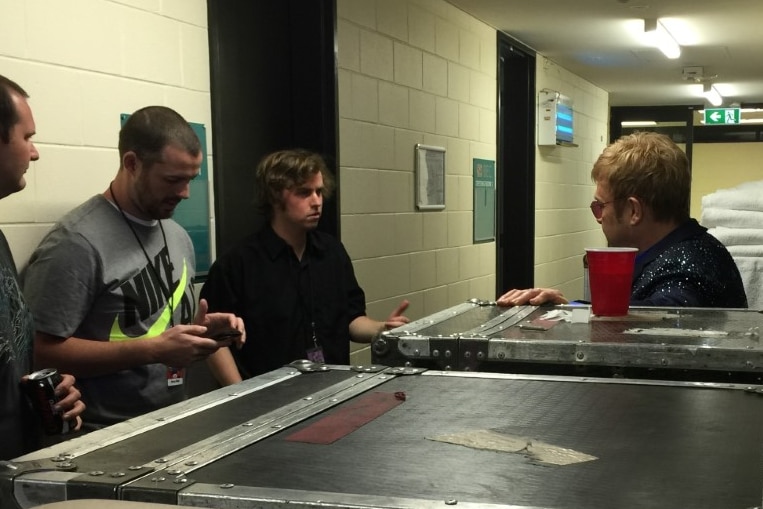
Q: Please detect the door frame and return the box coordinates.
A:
[496,33,537,294]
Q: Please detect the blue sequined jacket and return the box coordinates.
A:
[631,219,748,308]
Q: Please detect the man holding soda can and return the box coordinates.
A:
[0,74,85,460]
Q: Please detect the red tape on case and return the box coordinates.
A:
[285,391,405,445]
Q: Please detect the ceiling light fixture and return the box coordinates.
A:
[621,121,657,127]
[644,18,681,59]
[703,83,723,106]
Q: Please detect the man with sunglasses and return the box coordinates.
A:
[497,131,747,309]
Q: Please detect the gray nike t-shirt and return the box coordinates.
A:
[23,195,197,428]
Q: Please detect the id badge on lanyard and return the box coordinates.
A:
[166,366,185,386]
[306,321,325,363]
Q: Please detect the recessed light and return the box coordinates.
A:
[621,121,657,127]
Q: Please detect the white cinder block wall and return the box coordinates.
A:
[0,0,212,270]
[534,57,608,299]
[337,0,609,363]
[1,0,609,367]
[336,0,499,364]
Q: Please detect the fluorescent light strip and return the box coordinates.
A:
[621,121,657,127]
[644,19,681,59]
[703,84,723,107]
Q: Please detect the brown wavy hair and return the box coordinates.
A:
[254,149,335,217]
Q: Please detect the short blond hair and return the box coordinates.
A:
[591,131,690,223]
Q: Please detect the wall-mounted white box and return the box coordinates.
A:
[538,90,576,147]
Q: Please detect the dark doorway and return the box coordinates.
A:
[207,0,339,258]
[496,33,536,295]
[610,105,697,167]
[191,0,337,396]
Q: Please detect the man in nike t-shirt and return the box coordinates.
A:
[22,106,244,430]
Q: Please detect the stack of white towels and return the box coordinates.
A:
[701,180,763,310]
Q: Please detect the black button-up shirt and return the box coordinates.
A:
[201,225,366,377]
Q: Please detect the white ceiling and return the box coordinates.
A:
[446,0,763,107]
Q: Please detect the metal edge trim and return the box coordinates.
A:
[481,338,763,371]
[387,302,478,334]
[418,369,759,390]
[557,304,758,313]
[123,370,398,477]
[16,367,301,462]
[461,305,537,336]
[178,483,545,509]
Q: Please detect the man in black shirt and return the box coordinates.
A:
[201,149,409,382]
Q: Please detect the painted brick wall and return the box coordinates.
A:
[534,57,608,299]
[1,0,611,367]
[0,0,212,269]
[336,0,500,363]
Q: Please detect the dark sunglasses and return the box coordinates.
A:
[590,200,613,219]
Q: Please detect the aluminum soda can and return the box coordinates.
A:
[25,368,70,435]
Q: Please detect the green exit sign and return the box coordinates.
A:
[704,108,741,125]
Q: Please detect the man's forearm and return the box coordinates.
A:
[206,347,242,386]
[34,332,161,378]
[348,316,385,344]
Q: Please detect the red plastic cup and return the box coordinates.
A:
[585,247,638,316]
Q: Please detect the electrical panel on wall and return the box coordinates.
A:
[538,90,578,147]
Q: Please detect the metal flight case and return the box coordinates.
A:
[371,300,763,382]
[3,363,763,509]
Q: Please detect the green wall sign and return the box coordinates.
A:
[473,158,495,243]
[704,108,740,125]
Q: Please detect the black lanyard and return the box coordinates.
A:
[294,252,317,349]
[109,182,175,327]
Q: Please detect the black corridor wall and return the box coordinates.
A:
[207,0,339,259]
